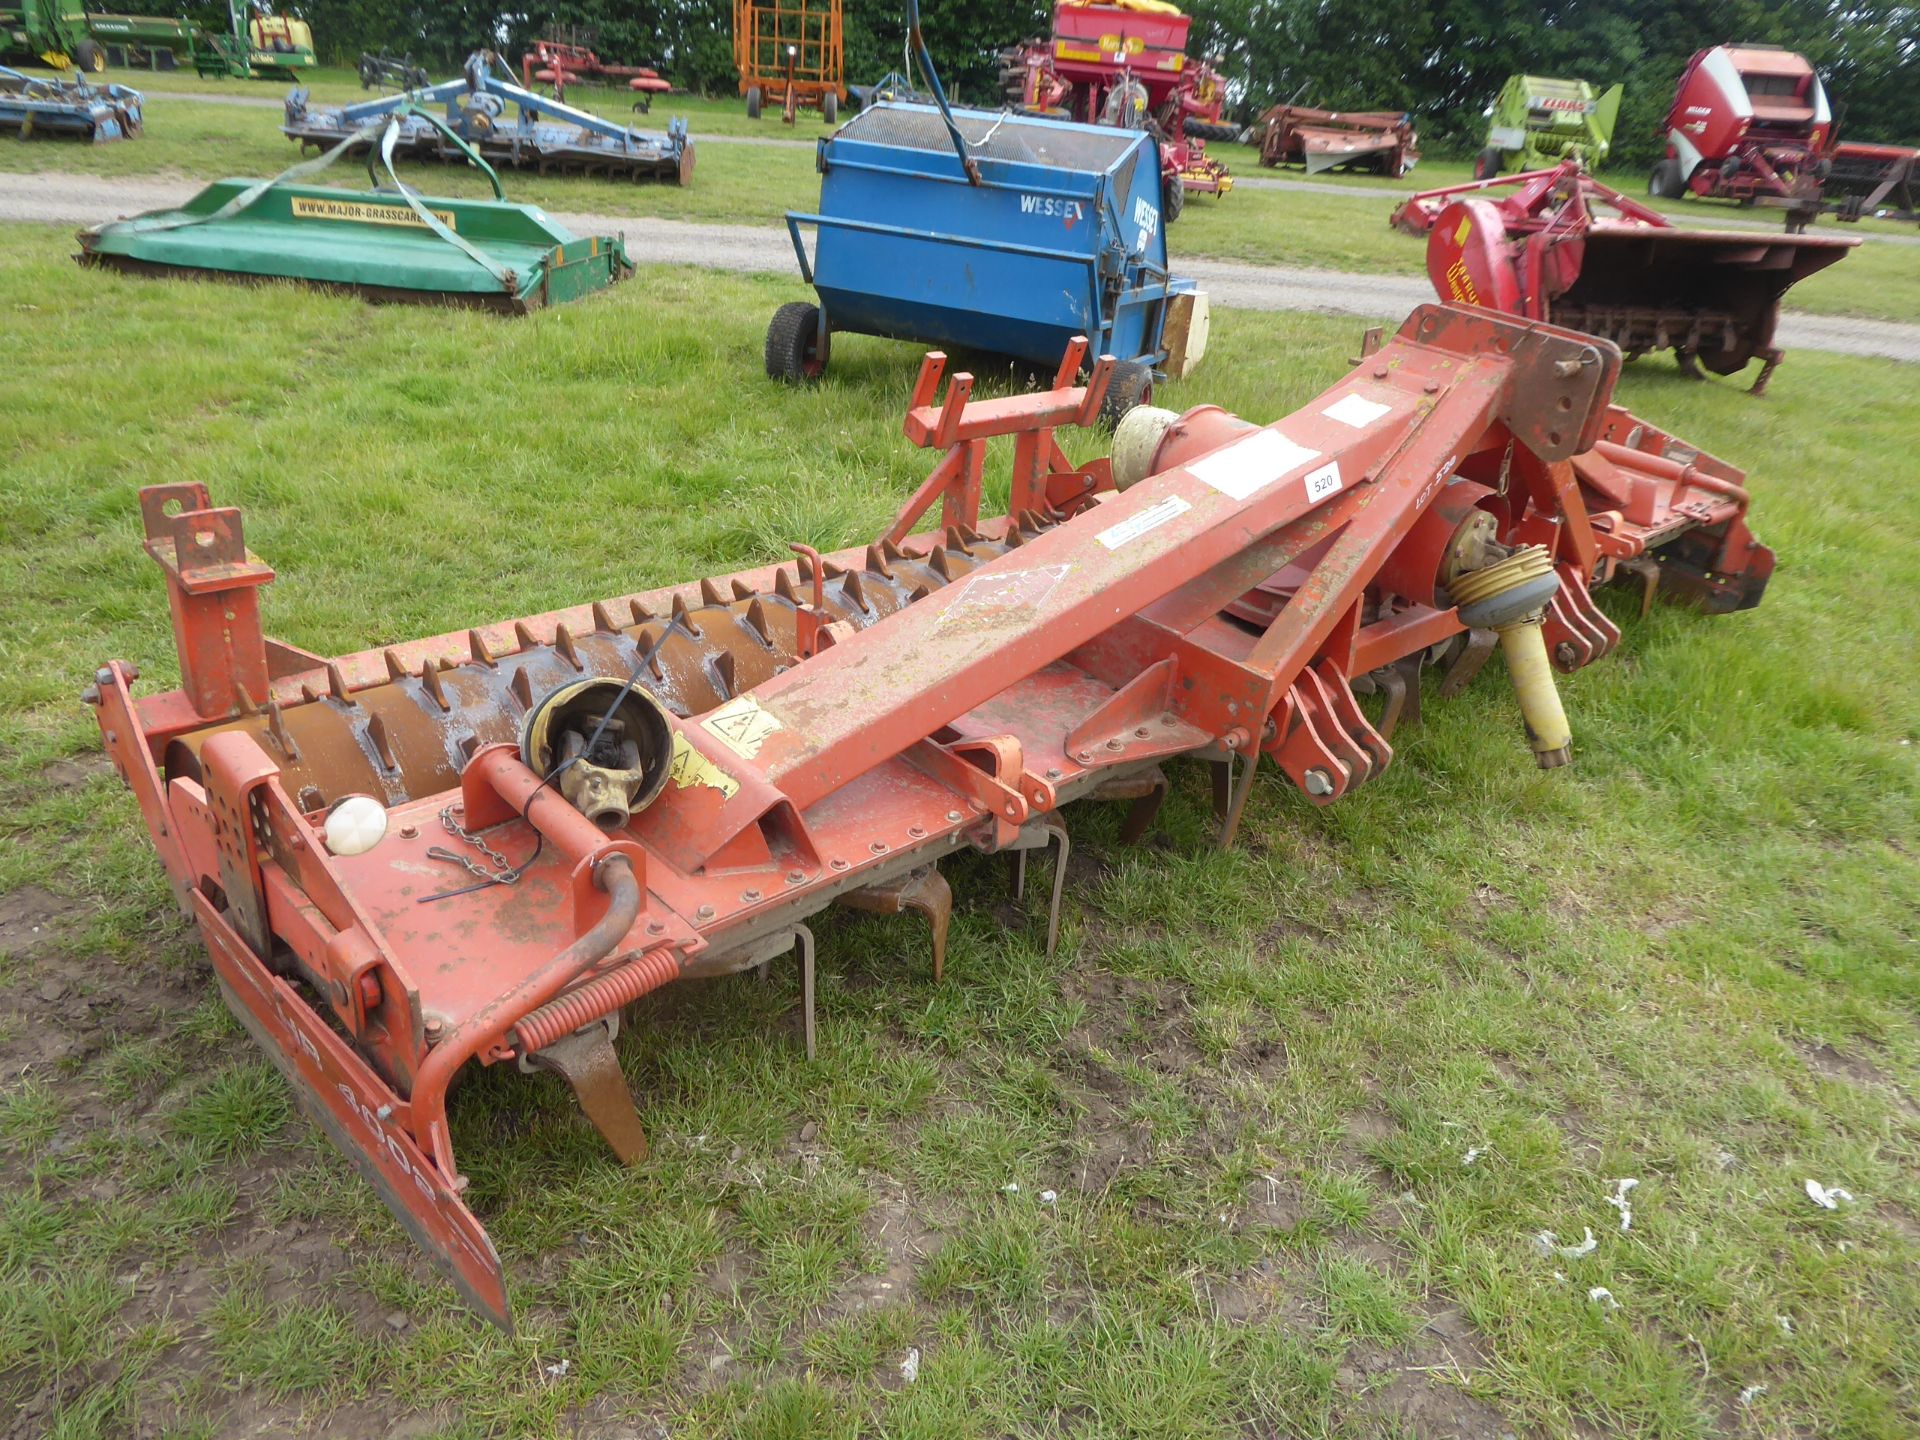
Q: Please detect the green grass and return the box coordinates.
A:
[0,214,1918,1439]
[6,94,1913,324]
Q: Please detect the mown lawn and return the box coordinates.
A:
[5,92,1916,325]
[0,219,1917,1440]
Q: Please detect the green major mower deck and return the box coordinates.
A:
[75,113,632,314]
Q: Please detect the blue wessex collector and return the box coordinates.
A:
[769,101,1209,419]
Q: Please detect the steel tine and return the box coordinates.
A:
[1042,821,1070,962]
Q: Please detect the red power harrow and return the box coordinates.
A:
[90,305,1773,1329]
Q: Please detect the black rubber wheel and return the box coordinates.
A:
[746,85,763,120]
[1162,174,1186,223]
[633,95,651,114]
[766,302,828,383]
[1100,360,1154,427]
[821,90,838,124]
[74,40,106,74]
[1648,158,1682,198]
[1184,118,1240,144]
[1472,146,1503,181]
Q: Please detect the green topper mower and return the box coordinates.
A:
[77,107,632,314]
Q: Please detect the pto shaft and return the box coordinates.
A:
[1449,545,1571,768]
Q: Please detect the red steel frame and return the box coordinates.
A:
[520,40,669,106]
[1256,105,1419,178]
[90,305,1773,1329]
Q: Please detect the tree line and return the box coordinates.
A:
[290,0,1918,162]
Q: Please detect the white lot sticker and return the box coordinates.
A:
[1303,462,1342,502]
[1322,392,1392,429]
[1297,468,1344,506]
[1096,494,1190,550]
[1188,429,1321,502]
[936,563,1072,631]
[702,695,781,759]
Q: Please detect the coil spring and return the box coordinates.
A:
[512,947,679,1053]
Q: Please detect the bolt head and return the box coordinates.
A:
[742,889,761,903]
[945,811,961,823]
[695,904,715,920]
[1304,768,1334,796]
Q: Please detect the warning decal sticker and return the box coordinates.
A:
[702,695,781,760]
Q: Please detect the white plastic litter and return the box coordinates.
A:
[1739,1384,1767,1406]
[543,1358,570,1380]
[1534,1227,1598,1259]
[1587,1286,1620,1312]
[1776,1314,1794,1335]
[1804,1179,1854,1210]
[1463,1147,1485,1167]
[1606,1177,1639,1232]
[1002,1182,1020,1194]
[1039,1190,1057,1206]
[900,1347,921,1384]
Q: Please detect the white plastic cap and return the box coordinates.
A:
[324,795,388,856]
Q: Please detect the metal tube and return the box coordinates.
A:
[1594,441,1751,513]
[465,747,615,869]
[407,855,641,1141]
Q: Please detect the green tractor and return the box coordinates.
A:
[1473,73,1623,178]
[2,2,315,79]
[1,1,106,72]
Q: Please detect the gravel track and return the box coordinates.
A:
[116,96,1920,242]
[11,171,1916,363]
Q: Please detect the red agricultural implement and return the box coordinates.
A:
[1391,162,1855,393]
[93,306,1777,1328]
[1255,104,1418,178]
[1649,44,1832,227]
[999,0,1234,215]
[520,39,671,113]
[1822,139,1919,225]
[733,0,845,122]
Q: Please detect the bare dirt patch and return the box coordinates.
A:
[0,885,62,964]
[1800,1041,1920,1119]
[1341,1303,1508,1438]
